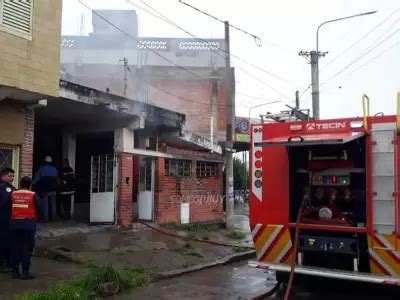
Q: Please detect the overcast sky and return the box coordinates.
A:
[62,0,400,120]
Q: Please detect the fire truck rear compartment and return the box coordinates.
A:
[287,137,369,271]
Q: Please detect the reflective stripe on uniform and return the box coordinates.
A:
[60,191,75,195]
[12,204,29,208]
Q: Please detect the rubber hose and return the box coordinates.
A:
[283,193,309,300]
[251,281,281,300]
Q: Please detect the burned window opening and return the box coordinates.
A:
[165,159,191,177]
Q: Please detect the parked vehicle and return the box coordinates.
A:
[249,94,400,286]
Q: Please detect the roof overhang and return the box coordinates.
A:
[58,80,185,129]
[0,85,48,102]
[160,130,223,154]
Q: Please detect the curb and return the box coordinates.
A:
[151,249,256,282]
[34,246,86,264]
[140,221,254,250]
[35,246,256,280]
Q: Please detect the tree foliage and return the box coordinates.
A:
[233,157,247,190]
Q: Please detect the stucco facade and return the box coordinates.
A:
[0,0,62,98]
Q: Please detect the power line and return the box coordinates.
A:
[147,2,292,100]
[299,85,311,99]
[236,91,281,101]
[235,67,293,101]
[128,0,293,101]
[178,0,262,47]
[129,0,298,89]
[78,0,205,81]
[321,26,400,85]
[338,38,400,79]
[321,8,400,71]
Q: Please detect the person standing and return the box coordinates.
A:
[59,159,75,220]
[0,168,16,273]
[33,156,58,222]
[10,176,40,280]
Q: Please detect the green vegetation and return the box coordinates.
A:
[186,222,220,233]
[232,246,248,253]
[226,230,246,240]
[233,157,247,190]
[171,242,203,258]
[162,221,221,233]
[16,265,147,300]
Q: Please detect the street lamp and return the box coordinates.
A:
[311,10,378,120]
[248,101,280,125]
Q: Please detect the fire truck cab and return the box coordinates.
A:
[249,95,400,285]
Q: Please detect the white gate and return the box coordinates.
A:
[90,154,116,223]
[138,157,154,220]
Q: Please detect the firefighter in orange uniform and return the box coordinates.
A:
[10,176,41,280]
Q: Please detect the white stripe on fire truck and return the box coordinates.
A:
[251,224,262,238]
[274,241,292,263]
[369,248,397,276]
[374,235,400,259]
[257,226,282,260]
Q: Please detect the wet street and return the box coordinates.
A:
[113,261,400,300]
[112,261,275,299]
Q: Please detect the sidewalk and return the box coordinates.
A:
[35,228,247,273]
[1,213,254,299]
[0,257,85,300]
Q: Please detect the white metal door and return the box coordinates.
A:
[138,157,154,220]
[371,123,396,235]
[90,154,116,223]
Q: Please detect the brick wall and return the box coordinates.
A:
[117,152,133,228]
[20,109,35,178]
[154,147,224,224]
[149,79,226,138]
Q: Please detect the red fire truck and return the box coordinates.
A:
[249,95,400,285]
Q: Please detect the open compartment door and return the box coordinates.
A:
[256,132,365,147]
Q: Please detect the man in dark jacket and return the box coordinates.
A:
[0,168,16,273]
[33,156,58,221]
[10,176,41,280]
[59,159,75,219]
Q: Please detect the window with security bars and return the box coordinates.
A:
[196,161,218,178]
[91,154,114,193]
[0,0,34,39]
[164,159,192,177]
[0,144,19,183]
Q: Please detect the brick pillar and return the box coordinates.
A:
[117,152,133,228]
[153,157,163,224]
[20,108,34,178]
[131,155,140,220]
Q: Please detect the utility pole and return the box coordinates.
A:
[299,50,326,120]
[310,51,322,120]
[299,11,377,120]
[224,21,235,228]
[210,69,219,153]
[119,57,129,98]
[295,90,300,110]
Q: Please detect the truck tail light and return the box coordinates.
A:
[255,150,262,158]
[255,160,262,168]
[252,144,263,201]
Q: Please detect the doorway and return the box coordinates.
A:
[90,154,116,223]
[138,157,154,220]
[74,132,114,221]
